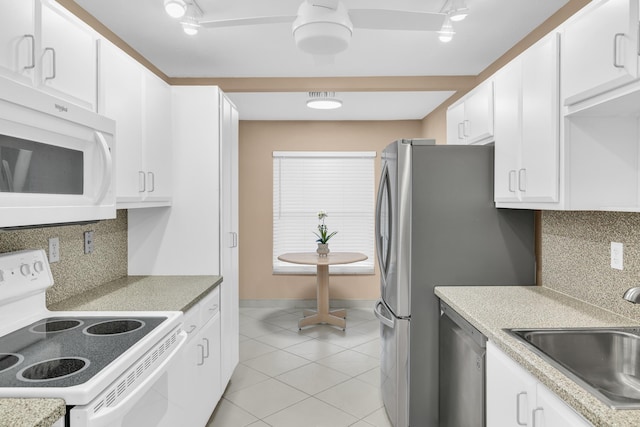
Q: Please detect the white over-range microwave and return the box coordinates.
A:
[0,77,115,228]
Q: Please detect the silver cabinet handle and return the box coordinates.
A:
[44,47,56,80]
[532,407,544,427]
[518,168,526,192]
[23,35,35,70]
[457,122,464,140]
[138,171,146,192]
[508,170,516,193]
[197,344,205,366]
[203,337,210,359]
[186,325,196,334]
[147,171,155,192]
[614,33,625,68]
[516,392,528,426]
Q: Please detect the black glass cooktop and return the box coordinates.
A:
[0,316,166,388]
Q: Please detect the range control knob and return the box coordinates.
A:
[20,264,31,277]
[33,260,44,273]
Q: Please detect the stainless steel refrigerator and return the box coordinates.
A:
[373,139,535,427]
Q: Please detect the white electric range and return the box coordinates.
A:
[0,249,186,426]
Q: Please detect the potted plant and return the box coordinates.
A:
[314,210,337,256]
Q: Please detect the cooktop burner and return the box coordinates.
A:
[18,357,90,382]
[84,319,144,336]
[0,354,23,374]
[30,319,84,334]
[0,316,166,388]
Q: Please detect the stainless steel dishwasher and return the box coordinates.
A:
[439,301,487,427]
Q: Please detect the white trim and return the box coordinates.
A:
[273,151,377,158]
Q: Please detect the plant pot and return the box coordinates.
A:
[317,243,330,256]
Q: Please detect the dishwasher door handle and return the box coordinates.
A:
[374,299,395,329]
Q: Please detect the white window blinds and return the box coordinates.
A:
[273,151,376,274]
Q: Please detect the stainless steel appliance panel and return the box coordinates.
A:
[375,299,409,427]
[439,302,486,427]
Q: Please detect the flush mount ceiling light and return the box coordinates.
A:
[307,92,342,110]
[164,0,187,19]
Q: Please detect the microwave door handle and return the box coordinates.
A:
[94,131,113,204]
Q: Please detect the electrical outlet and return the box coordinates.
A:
[49,237,60,263]
[611,242,623,270]
[84,231,94,254]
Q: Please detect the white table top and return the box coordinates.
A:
[277,252,368,266]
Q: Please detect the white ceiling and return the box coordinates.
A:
[73,0,569,120]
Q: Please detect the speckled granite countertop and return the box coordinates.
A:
[1,275,221,427]
[49,275,222,312]
[0,399,65,427]
[435,285,640,427]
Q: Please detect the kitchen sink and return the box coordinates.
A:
[506,327,640,409]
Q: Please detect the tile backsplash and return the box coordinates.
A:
[541,210,640,322]
[0,210,128,306]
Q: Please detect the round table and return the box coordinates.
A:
[277,252,368,330]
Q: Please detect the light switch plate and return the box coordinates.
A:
[611,242,623,270]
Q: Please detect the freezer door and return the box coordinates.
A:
[375,299,409,427]
[377,141,411,317]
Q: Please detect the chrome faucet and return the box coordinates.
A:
[623,287,640,303]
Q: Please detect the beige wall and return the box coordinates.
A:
[239,120,422,300]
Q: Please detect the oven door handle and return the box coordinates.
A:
[71,330,187,427]
[94,131,113,204]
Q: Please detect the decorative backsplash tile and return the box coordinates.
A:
[541,210,640,322]
[0,210,128,306]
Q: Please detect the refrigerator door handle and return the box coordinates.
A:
[375,163,387,273]
[374,299,395,329]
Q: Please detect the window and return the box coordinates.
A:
[273,151,376,274]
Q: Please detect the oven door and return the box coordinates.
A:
[0,77,115,228]
[68,330,187,427]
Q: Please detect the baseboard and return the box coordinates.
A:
[239,299,376,309]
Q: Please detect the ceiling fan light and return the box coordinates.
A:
[438,16,455,43]
[182,21,199,35]
[294,22,352,55]
[164,0,186,19]
[307,92,342,110]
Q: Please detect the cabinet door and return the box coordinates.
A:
[464,81,494,144]
[99,41,144,203]
[220,94,239,387]
[520,33,560,202]
[143,70,172,202]
[0,0,35,84]
[39,0,97,110]
[487,342,537,427]
[193,313,222,426]
[493,58,522,203]
[446,102,466,145]
[535,384,592,427]
[562,0,639,105]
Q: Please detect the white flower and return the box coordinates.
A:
[317,210,328,220]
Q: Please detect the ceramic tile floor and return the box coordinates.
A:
[206,306,393,427]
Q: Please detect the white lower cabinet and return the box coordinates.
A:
[175,286,222,426]
[487,341,591,427]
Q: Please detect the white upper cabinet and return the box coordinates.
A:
[39,0,97,111]
[0,0,97,110]
[0,0,36,85]
[446,80,494,145]
[562,0,639,106]
[98,40,172,208]
[494,33,560,207]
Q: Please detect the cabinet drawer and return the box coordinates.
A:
[183,301,201,342]
[200,286,220,325]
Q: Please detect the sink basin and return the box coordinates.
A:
[507,327,640,409]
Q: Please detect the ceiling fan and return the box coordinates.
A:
[164,0,449,56]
